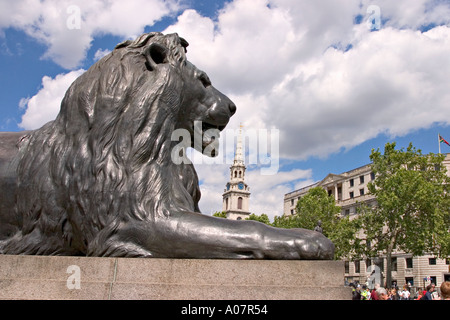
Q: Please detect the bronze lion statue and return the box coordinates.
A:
[0,32,334,259]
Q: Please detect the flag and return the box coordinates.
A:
[439,134,450,146]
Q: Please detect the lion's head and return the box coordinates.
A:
[7,32,236,255]
[60,32,236,158]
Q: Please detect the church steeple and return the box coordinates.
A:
[230,124,246,183]
[234,124,244,165]
[222,124,251,220]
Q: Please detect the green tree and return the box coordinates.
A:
[272,215,297,229]
[246,213,271,225]
[294,187,341,232]
[359,142,450,287]
[272,187,361,259]
[212,211,227,219]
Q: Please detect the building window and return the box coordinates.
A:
[344,209,350,216]
[344,261,349,273]
[355,260,360,273]
[406,258,413,269]
[429,257,437,265]
[405,277,414,287]
[290,209,294,215]
[360,188,365,196]
[291,199,294,206]
[370,172,375,180]
[234,171,237,178]
[349,191,354,199]
[391,257,397,271]
[360,175,364,184]
[225,198,228,210]
[237,197,243,210]
[349,179,354,187]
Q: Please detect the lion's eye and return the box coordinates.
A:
[199,73,211,88]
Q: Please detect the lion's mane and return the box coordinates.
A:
[4,33,201,256]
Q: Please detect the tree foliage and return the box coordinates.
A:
[246,213,271,225]
[293,187,342,233]
[358,142,450,286]
[270,187,361,260]
[212,211,227,219]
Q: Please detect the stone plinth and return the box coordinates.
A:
[0,255,350,300]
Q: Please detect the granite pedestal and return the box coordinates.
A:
[0,254,350,300]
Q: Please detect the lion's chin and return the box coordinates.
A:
[200,138,220,157]
[191,122,222,157]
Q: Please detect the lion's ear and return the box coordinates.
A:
[144,43,168,71]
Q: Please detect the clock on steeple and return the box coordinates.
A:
[222,124,251,220]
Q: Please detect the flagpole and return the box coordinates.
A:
[439,133,441,154]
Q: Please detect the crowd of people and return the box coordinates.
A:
[351,281,450,300]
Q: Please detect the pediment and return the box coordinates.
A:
[318,173,344,186]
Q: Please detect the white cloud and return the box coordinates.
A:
[245,167,312,219]
[161,0,450,216]
[164,0,450,160]
[93,48,111,61]
[267,25,450,159]
[360,0,450,30]
[19,69,85,130]
[18,97,30,109]
[0,0,180,69]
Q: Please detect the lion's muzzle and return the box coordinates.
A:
[205,86,236,127]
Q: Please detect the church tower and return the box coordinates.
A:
[222,125,251,220]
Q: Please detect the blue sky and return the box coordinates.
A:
[1,0,450,219]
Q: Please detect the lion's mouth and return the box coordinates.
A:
[202,122,226,133]
[192,121,225,156]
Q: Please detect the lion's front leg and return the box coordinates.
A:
[88,211,334,259]
[147,212,335,260]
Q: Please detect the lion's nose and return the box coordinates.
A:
[229,103,236,116]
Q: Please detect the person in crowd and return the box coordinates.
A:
[371,284,380,300]
[440,281,450,300]
[351,283,361,300]
[390,288,399,300]
[361,285,372,300]
[415,288,423,300]
[400,285,410,300]
[361,285,371,300]
[431,285,439,300]
[422,283,435,300]
[376,287,389,300]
